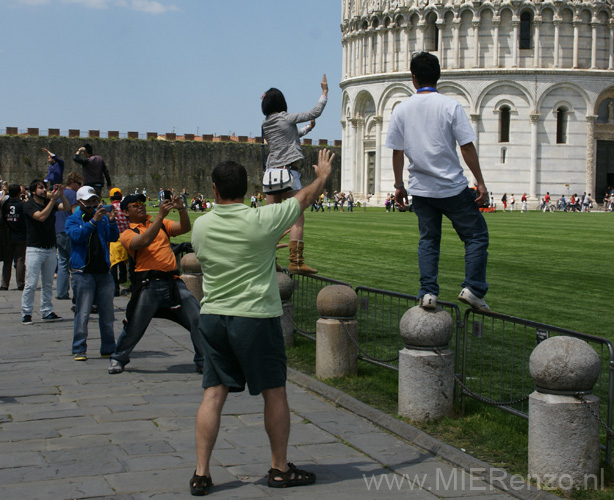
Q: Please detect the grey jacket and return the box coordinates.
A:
[262,95,327,169]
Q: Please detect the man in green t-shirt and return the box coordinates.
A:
[189,149,334,496]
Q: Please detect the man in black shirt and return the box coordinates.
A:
[1,184,27,290]
[73,144,112,198]
[21,179,70,324]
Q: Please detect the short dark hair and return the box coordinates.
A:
[8,184,21,198]
[261,88,287,116]
[211,161,247,200]
[83,143,93,155]
[410,52,441,87]
[28,179,45,194]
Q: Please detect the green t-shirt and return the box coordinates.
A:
[191,198,301,317]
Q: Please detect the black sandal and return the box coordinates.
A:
[267,462,316,488]
[190,470,213,496]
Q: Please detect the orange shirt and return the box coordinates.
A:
[120,217,177,273]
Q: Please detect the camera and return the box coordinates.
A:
[100,204,114,212]
[164,190,172,200]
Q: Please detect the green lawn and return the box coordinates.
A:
[170,205,614,497]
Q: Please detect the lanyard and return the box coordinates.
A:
[416,87,438,93]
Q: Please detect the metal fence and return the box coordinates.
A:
[461,309,614,463]
[289,272,614,463]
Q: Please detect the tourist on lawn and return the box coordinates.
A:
[189,149,335,496]
[386,52,490,311]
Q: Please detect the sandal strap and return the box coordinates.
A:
[268,462,315,481]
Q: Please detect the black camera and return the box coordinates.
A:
[164,190,172,200]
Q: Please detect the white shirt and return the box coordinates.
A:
[385,92,476,198]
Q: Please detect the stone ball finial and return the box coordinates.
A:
[316,285,357,318]
[277,272,294,301]
[530,336,601,393]
[399,305,453,348]
[181,253,201,274]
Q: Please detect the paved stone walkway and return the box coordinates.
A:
[0,278,555,499]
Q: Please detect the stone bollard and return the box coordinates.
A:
[277,272,294,347]
[315,285,358,379]
[180,253,203,304]
[398,305,454,421]
[528,336,601,490]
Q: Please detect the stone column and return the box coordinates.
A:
[492,16,500,68]
[586,115,597,197]
[368,30,374,74]
[358,30,364,76]
[417,19,426,53]
[609,20,614,70]
[472,19,480,68]
[374,116,383,196]
[404,27,410,71]
[533,17,541,68]
[180,253,203,305]
[512,17,520,67]
[437,21,446,68]
[573,18,580,69]
[470,114,481,186]
[315,285,358,379]
[591,20,598,69]
[278,272,295,347]
[398,306,454,421]
[530,113,540,199]
[378,26,385,73]
[553,18,561,68]
[453,18,461,68]
[529,336,601,489]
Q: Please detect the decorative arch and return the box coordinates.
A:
[476,80,534,113]
[536,82,590,113]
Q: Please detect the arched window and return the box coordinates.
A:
[556,106,568,144]
[425,13,438,52]
[519,12,531,49]
[499,106,511,143]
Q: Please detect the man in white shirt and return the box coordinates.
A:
[386,52,490,311]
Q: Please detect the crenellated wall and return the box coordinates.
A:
[0,136,342,198]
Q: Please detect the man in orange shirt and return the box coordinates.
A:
[107,193,204,374]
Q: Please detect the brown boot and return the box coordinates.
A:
[288,240,318,275]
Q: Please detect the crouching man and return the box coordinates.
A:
[66,186,118,360]
[107,193,204,374]
[188,149,334,495]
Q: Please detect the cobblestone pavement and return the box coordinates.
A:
[0,278,554,499]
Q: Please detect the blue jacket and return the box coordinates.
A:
[65,207,119,272]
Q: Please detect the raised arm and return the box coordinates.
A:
[293,149,335,212]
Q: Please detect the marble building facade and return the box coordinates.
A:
[340,0,614,205]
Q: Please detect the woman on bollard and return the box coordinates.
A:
[261,74,328,274]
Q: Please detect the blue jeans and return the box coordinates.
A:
[412,188,489,298]
[56,232,71,299]
[112,279,204,368]
[71,272,116,355]
[22,247,57,317]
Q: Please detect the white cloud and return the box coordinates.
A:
[58,0,178,13]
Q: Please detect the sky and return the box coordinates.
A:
[0,0,344,141]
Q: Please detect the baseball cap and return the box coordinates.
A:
[120,193,146,211]
[76,186,98,201]
[109,187,122,200]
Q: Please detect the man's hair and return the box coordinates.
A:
[66,171,83,185]
[261,88,288,116]
[8,184,21,198]
[211,161,248,200]
[83,144,93,155]
[410,52,441,87]
[28,179,45,194]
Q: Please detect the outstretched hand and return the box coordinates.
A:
[321,74,328,95]
[313,149,334,179]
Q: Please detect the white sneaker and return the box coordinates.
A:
[420,293,438,309]
[458,288,490,311]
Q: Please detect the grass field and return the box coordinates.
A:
[172,205,614,497]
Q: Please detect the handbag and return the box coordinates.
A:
[262,168,294,194]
